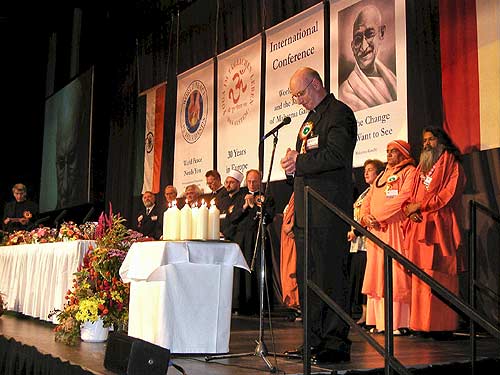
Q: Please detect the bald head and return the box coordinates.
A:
[289,68,327,110]
[351,5,385,75]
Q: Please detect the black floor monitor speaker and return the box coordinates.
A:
[104,332,170,375]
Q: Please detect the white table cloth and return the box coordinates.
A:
[119,240,249,354]
[0,240,93,322]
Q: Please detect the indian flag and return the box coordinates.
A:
[440,0,499,153]
[141,83,166,194]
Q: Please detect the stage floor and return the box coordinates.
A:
[1,312,499,374]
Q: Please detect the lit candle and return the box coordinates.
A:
[191,204,199,240]
[196,199,208,240]
[180,200,192,240]
[165,201,180,240]
[163,203,170,240]
[208,199,220,240]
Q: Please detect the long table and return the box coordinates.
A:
[119,240,249,354]
[0,240,93,322]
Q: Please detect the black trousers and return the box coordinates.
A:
[294,226,351,353]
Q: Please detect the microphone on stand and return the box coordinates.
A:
[82,207,95,223]
[53,210,68,229]
[260,116,291,142]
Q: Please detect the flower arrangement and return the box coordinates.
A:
[4,230,31,246]
[58,221,85,241]
[53,205,142,345]
[0,291,6,317]
[31,226,58,244]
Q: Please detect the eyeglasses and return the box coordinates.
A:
[352,28,379,49]
[386,148,400,155]
[291,79,314,103]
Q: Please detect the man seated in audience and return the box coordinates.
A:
[3,183,38,233]
[135,191,162,240]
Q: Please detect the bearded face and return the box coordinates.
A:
[419,143,444,173]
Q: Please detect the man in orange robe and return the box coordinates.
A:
[360,140,415,333]
[404,127,465,334]
[280,193,300,309]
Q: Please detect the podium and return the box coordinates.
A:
[119,240,249,354]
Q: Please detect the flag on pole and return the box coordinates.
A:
[141,83,166,194]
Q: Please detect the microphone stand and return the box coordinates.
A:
[205,131,299,372]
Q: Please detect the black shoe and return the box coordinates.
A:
[311,349,351,364]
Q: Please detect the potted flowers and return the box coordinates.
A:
[53,206,142,345]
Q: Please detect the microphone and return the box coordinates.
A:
[82,207,95,223]
[53,209,68,228]
[260,116,291,141]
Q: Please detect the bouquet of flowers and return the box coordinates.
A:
[0,291,6,317]
[53,205,139,345]
[30,226,57,244]
[58,221,85,241]
[79,221,98,240]
[4,230,31,246]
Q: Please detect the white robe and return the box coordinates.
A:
[339,59,397,112]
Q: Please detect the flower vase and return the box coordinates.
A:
[80,318,109,342]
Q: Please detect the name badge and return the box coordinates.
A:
[151,215,158,221]
[386,189,399,197]
[306,136,319,150]
[219,213,227,219]
[424,176,432,187]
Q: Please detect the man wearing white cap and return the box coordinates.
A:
[221,169,244,240]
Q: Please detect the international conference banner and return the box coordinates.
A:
[330,0,408,167]
[264,3,325,182]
[174,60,214,193]
[217,35,261,182]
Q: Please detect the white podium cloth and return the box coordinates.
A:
[0,240,93,322]
[119,240,249,354]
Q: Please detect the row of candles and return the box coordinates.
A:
[163,199,220,240]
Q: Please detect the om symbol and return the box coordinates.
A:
[228,72,247,105]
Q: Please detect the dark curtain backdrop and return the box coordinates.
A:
[104,0,447,222]
[100,0,499,320]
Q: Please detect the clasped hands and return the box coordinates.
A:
[362,214,381,230]
[404,202,423,223]
[280,148,299,175]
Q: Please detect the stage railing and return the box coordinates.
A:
[469,200,500,374]
[302,186,500,375]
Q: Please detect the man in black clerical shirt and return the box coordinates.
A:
[3,183,38,233]
[225,169,275,314]
[281,67,356,363]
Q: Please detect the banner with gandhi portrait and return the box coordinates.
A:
[264,3,325,182]
[217,35,261,180]
[174,60,214,192]
[330,0,407,167]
